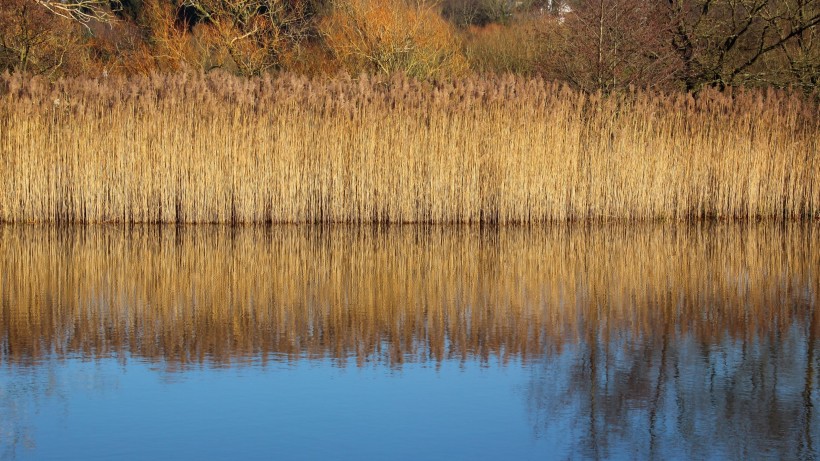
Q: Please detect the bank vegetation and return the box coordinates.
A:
[1,73,818,223]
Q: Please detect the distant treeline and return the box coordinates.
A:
[2,0,819,92]
[1,72,817,223]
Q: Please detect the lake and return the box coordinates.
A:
[1,224,817,460]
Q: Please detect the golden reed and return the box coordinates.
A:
[1,225,817,367]
[0,73,818,223]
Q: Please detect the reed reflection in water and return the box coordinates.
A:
[0,224,818,459]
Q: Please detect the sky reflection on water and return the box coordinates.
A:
[0,224,818,460]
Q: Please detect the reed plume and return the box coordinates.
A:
[0,73,817,223]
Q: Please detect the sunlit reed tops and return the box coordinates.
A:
[1,73,818,223]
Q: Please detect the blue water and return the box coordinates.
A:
[4,333,818,460]
[0,225,817,460]
[2,356,551,461]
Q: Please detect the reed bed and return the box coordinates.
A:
[0,73,818,223]
[0,224,817,367]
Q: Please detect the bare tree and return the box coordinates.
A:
[779,0,820,89]
[319,0,467,79]
[178,0,318,75]
[551,0,680,92]
[665,0,820,90]
[1,0,83,74]
[440,0,513,26]
[34,0,120,24]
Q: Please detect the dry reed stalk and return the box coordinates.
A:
[0,73,817,223]
[0,224,816,367]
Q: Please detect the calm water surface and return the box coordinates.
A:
[1,225,818,460]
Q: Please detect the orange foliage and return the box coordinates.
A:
[139,0,217,72]
[319,0,467,79]
[174,0,318,76]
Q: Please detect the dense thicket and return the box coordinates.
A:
[2,0,819,91]
[1,72,817,223]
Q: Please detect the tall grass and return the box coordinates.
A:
[1,225,817,367]
[0,73,818,223]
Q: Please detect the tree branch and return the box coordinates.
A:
[34,0,119,25]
